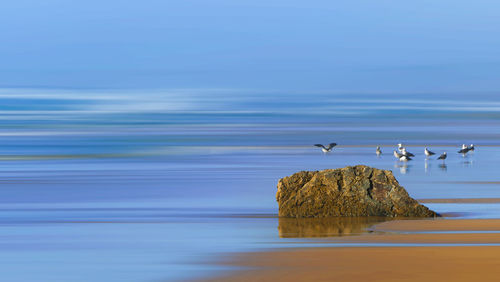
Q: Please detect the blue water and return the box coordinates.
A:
[1,89,500,281]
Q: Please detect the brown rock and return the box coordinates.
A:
[276,165,438,218]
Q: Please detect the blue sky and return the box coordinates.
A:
[1,0,500,91]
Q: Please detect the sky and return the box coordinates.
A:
[1,0,500,92]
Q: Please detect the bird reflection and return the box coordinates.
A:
[438,163,447,172]
[424,160,430,173]
[462,160,473,168]
[394,162,411,174]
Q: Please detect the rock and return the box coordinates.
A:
[276,165,438,218]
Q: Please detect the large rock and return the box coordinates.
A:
[276,165,438,218]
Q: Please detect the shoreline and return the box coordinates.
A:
[419,198,500,203]
[202,218,500,281]
[206,246,500,282]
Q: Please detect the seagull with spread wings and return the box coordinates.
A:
[314,143,337,153]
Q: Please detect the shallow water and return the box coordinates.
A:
[1,89,500,281]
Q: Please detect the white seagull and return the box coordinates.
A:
[398,143,404,152]
[399,155,412,162]
[393,150,403,159]
[401,147,415,157]
[376,146,382,156]
[314,143,337,153]
[425,147,436,157]
[437,152,447,160]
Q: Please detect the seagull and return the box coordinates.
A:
[459,144,475,154]
[458,145,470,154]
[314,143,337,153]
[437,152,447,160]
[401,148,415,157]
[376,146,382,156]
[399,155,412,162]
[398,143,404,152]
[393,150,403,159]
[424,147,436,157]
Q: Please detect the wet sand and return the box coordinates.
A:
[209,246,500,282]
[206,219,500,281]
[373,218,500,231]
[419,198,500,203]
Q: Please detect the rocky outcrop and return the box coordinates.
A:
[276,165,438,218]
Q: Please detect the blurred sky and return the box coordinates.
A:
[1,0,500,92]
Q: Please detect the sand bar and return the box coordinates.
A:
[372,219,500,232]
[209,246,500,282]
[419,198,500,203]
[205,219,500,281]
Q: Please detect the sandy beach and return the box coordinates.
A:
[206,218,500,281]
[419,198,500,203]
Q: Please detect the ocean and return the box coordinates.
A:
[1,88,500,281]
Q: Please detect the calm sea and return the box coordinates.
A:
[1,88,500,281]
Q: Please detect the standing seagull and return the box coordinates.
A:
[393,150,403,159]
[437,152,447,161]
[314,143,337,153]
[398,143,404,152]
[399,155,412,162]
[401,147,415,157]
[425,147,436,157]
[376,146,382,156]
[458,144,470,154]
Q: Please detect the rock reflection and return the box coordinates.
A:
[278,217,390,238]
